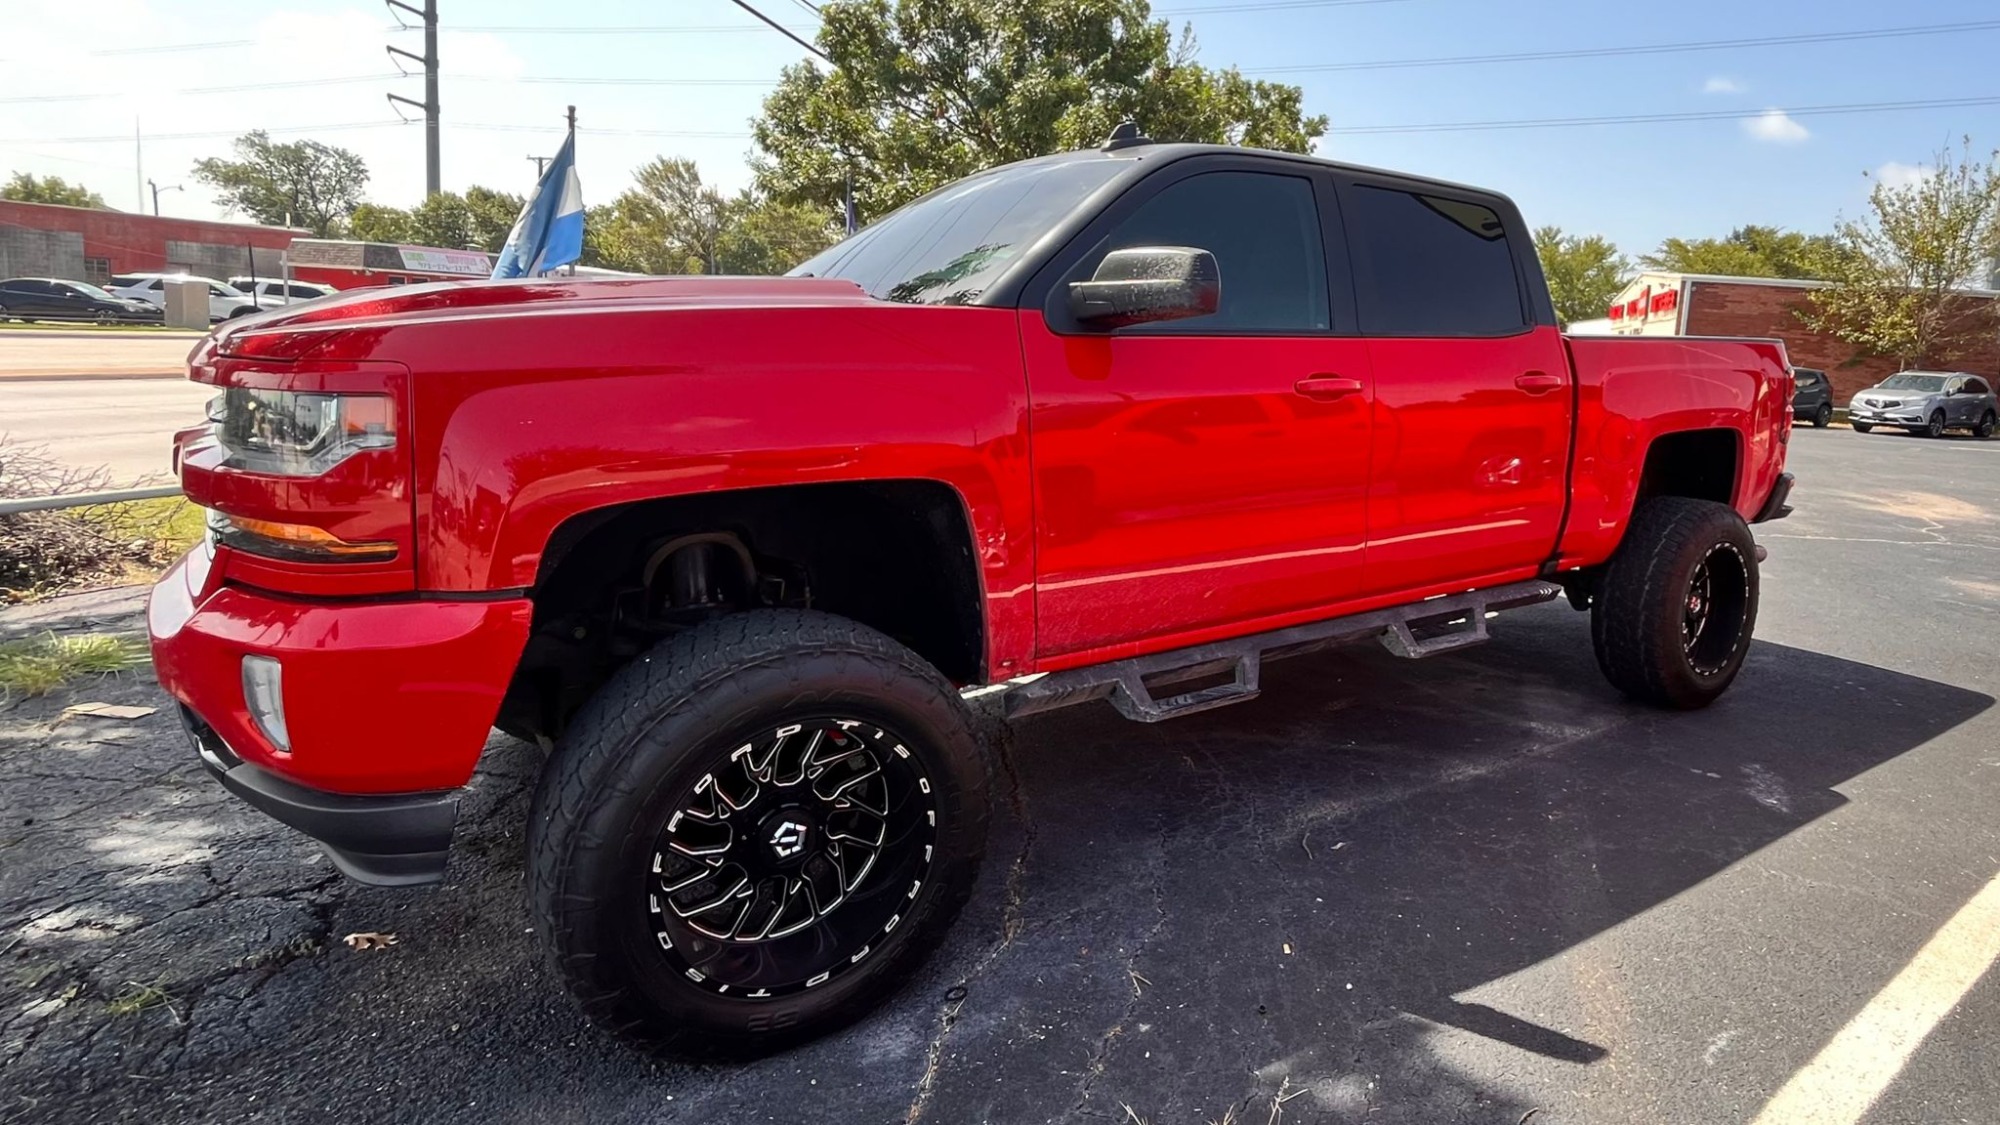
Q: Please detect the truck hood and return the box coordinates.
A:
[210,275,876,358]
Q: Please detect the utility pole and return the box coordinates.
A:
[148,180,182,216]
[386,0,441,197]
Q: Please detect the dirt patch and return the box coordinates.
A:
[1827,490,1992,524]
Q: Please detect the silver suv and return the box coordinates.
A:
[1848,371,1997,439]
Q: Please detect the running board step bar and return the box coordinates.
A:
[974,580,1562,724]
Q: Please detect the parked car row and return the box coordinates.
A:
[1793,367,1998,439]
[0,277,161,323]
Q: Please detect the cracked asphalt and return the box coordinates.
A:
[4,428,1999,1124]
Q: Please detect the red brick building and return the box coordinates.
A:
[0,200,300,286]
[1592,271,2000,404]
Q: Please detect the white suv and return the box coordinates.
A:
[229,278,338,310]
[107,273,258,322]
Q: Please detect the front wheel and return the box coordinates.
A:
[1592,497,1759,710]
[528,610,991,1059]
[1813,402,1833,428]
[1976,411,1996,439]
[1852,421,1873,433]
[1923,410,1947,438]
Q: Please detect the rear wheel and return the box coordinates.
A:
[529,609,990,1059]
[1592,497,1759,710]
[1976,411,1996,439]
[1813,402,1833,428]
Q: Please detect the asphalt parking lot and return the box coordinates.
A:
[2,425,1996,1124]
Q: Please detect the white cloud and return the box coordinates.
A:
[1876,161,1935,189]
[1742,108,1810,144]
[1703,76,1743,95]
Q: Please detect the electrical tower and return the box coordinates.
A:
[386,0,441,197]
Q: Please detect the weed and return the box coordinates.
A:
[0,632,147,698]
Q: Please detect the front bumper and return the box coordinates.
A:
[183,709,456,885]
[1848,406,1925,426]
[148,546,533,882]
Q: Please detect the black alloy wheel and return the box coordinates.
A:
[1680,542,1751,678]
[647,715,937,998]
[1926,410,1947,438]
[1977,411,1996,440]
[1814,402,1833,428]
[530,610,990,1059]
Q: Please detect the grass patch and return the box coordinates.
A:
[0,319,199,335]
[106,980,178,1018]
[0,632,148,699]
[83,496,207,557]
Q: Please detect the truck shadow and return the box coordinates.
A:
[922,604,1995,1123]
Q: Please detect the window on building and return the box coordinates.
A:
[1345,185,1527,337]
[83,258,111,284]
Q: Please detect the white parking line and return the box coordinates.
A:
[1751,870,2000,1125]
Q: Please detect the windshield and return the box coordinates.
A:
[68,282,117,301]
[1879,373,1949,392]
[789,157,1126,305]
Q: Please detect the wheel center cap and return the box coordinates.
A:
[758,809,815,864]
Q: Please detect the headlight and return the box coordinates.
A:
[209,388,395,476]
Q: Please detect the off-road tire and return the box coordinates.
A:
[1813,402,1833,428]
[1976,410,1996,439]
[1852,421,1873,433]
[1591,497,1759,710]
[528,609,991,1059]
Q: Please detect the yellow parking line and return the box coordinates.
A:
[1751,870,2000,1125]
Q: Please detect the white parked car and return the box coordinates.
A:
[107,273,258,322]
[229,277,338,310]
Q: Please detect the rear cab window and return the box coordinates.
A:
[1341,182,1528,336]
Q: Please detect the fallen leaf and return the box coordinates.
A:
[63,703,156,720]
[343,932,398,951]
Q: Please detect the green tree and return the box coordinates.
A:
[407,192,474,249]
[1641,224,1844,280]
[1800,140,2000,369]
[1,172,106,208]
[345,202,412,243]
[1533,226,1630,327]
[464,186,526,253]
[717,197,841,275]
[752,0,1328,218]
[190,131,368,237]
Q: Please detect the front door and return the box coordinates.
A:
[1335,177,1575,594]
[1022,162,1375,660]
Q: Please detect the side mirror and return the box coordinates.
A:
[1068,246,1220,328]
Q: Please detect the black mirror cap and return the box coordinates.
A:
[1068,246,1220,329]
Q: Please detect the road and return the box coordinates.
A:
[0,331,201,379]
[0,378,210,485]
[2,427,1997,1124]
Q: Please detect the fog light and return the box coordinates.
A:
[241,655,291,752]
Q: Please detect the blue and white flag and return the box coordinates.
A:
[492,132,583,279]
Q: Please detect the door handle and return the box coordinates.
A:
[1515,371,1565,394]
[1294,375,1364,400]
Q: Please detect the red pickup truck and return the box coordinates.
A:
[149,136,1794,1058]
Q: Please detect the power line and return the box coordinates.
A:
[1160,0,1411,13]
[1331,94,2000,136]
[0,75,397,105]
[1247,19,2000,74]
[440,22,816,35]
[727,0,831,62]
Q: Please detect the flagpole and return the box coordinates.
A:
[565,106,577,276]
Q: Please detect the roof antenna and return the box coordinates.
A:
[1103,121,1152,152]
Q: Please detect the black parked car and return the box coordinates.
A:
[1791,366,1833,427]
[0,277,163,324]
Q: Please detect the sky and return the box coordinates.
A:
[1,0,1994,262]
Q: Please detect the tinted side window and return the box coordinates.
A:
[1969,378,1993,395]
[1345,184,1525,336]
[1071,171,1329,333]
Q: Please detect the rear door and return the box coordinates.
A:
[1021,157,1376,659]
[1334,175,1574,594]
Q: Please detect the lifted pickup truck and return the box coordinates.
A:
[150,134,1794,1058]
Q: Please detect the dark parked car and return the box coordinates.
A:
[1791,367,1833,427]
[0,277,163,324]
[1848,371,1998,438]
